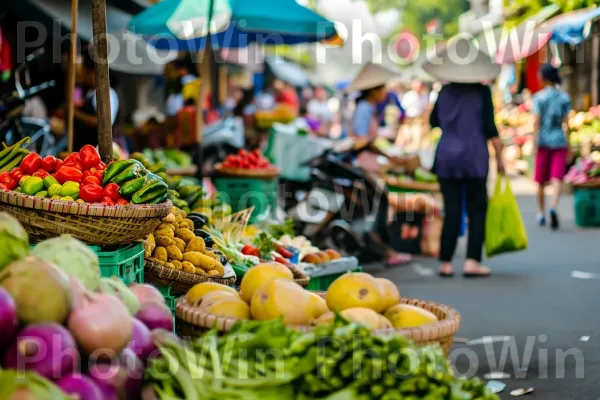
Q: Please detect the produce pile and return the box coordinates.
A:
[146,317,498,400]
[146,207,229,278]
[0,212,175,399]
[565,152,600,186]
[183,268,438,330]
[389,166,438,185]
[568,106,600,148]
[0,139,169,206]
[139,148,193,171]
[221,149,277,172]
[255,104,296,129]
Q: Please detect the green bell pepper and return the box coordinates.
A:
[21,177,44,195]
[60,181,80,198]
[43,176,59,190]
[131,180,168,204]
[112,162,147,186]
[119,176,147,198]
[47,184,62,197]
[102,159,136,185]
[34,190,48,197]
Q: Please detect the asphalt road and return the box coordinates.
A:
[368,178,600,400]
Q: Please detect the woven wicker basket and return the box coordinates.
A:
[0,190,171,245]
[145,258,236,297]
[215,164,280,179]
[176,296,460,356]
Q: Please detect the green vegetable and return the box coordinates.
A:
[112,162,146,186]
[21,177,44,195]
[0,212,29,272]
[60,181,80,198]
[119,176,147,198]
[264,218,295,239]
[43,176,59,190]
[34,191,48,197]
[32,234,101,291]
[0,369,70,399]
[132,180,168,204]
[47,184,62,198]
[98,276,140,315]
[102,159,136,185]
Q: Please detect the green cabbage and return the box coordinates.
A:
[32,235,100,291]
[0,212,29,272]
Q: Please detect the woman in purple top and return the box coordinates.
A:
[430,83,505,278]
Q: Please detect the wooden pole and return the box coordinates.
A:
[66,0,79,153]
[91,0,113,163]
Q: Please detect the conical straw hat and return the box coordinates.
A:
[347,63,401,92]
[422,36,501,83]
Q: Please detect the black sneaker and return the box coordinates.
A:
[549,210,559,230]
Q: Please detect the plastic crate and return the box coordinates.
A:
[574,188,600,227]
[156,285,177,314]
[214,176,278,223]
[93,243,145,285]
[232,264,249,285]
[306,266,363,291]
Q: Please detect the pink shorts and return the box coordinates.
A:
[535,147,568,184]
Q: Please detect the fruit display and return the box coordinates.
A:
[145,206,228,278]
[568,107,600,149]
[301,248,342,264]
[140,148,193,171]
[565,152,600,186]
[221,149,277,171]
[0,138,31,177]
[255,104,297,129]
[182,270,437,331]
[0,212,175,399]
[145,317,498,400]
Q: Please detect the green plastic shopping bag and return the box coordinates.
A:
[485,175,528,257]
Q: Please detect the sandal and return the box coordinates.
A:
[463,266,492,278]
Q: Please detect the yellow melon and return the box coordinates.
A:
[240,262,294,303]
[250,279,311,325]
[326,272,383,312]
[340,308,382,330]
[377,314,393,329]
[384,304,438,329]
[377,278,401,312]
[195,291,239,309]
[307,292,329,320]
[203,298,250,320]
[185,282,238,305]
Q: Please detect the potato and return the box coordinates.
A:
[166,245,183,261]
[153,247,168,263]
[171,260,183,270]
[207,270,221,277]
[157,223,175,232]
[176,228,195,243]
[144,234,155,257]
[172,221,180,229]
[183,218,195,229]
[195,268,207,276]
[175,214,183,224]
[183,252,218,271]
[165,262,176,269]
[162,213,176,223]
[185,237,206,253]
[213,263,225,276]
[173,237,187,253]
[204,251,219,260]
[179,222,193,230]
[181,261,196,273]
[155,229,174,239]
[155,236,173,247]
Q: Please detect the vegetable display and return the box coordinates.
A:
[0,137,30,178]
[221,149,276,171]
[146,318,498,400]
[565,152,600,186]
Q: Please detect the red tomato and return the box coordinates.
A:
[32,169,50,179]
[82,176,101,187]
[103,183,120,201]
[100,196,115,206]
[116,198,130,206]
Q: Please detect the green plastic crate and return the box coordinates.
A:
[214,177,277,223]
[306,266,363,291]
[574,189,600,227]
[232,264,249,285]
[156,285,177,313]
[93,243,145,285]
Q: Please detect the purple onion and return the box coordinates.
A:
[135,302,173,332]
[0,287,18,350]
[88,348,143,399]
[57,374,103,400]
[127,318,155,362]
[3,323,79,380]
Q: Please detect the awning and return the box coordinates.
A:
[551,6,600,45]
[493,4,560,64]
[20,0,175,75]
[264,55,310,87]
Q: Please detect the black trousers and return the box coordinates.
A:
[439,179,488,263]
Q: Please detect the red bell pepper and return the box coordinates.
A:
[63,152,80,166]
[79,184,104,203]
[32,169,50,179]
[80,145,101,170]
[21,153,42,175]
[274,256,290,266]
[0,171,12,185]
[0,183,8,190]
[55,166,83,184]
[54,159,63,171]
[66,162,82,171]
[9,168,23,181]
[276,245,294,259]
[97,161,106,170]
[82,171,91,178]
[103,183,120,201]
[241,244,259,257]
[100,196,115,206]
[116,198,129,206]
[41,156,57,173]
[6,179,17,191]
[93,169,104,182]
[82,176,101,187]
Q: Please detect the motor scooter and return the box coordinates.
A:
[287,141,402,264]
[201,116,245,175]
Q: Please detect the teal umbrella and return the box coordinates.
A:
[128,0,343,50]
